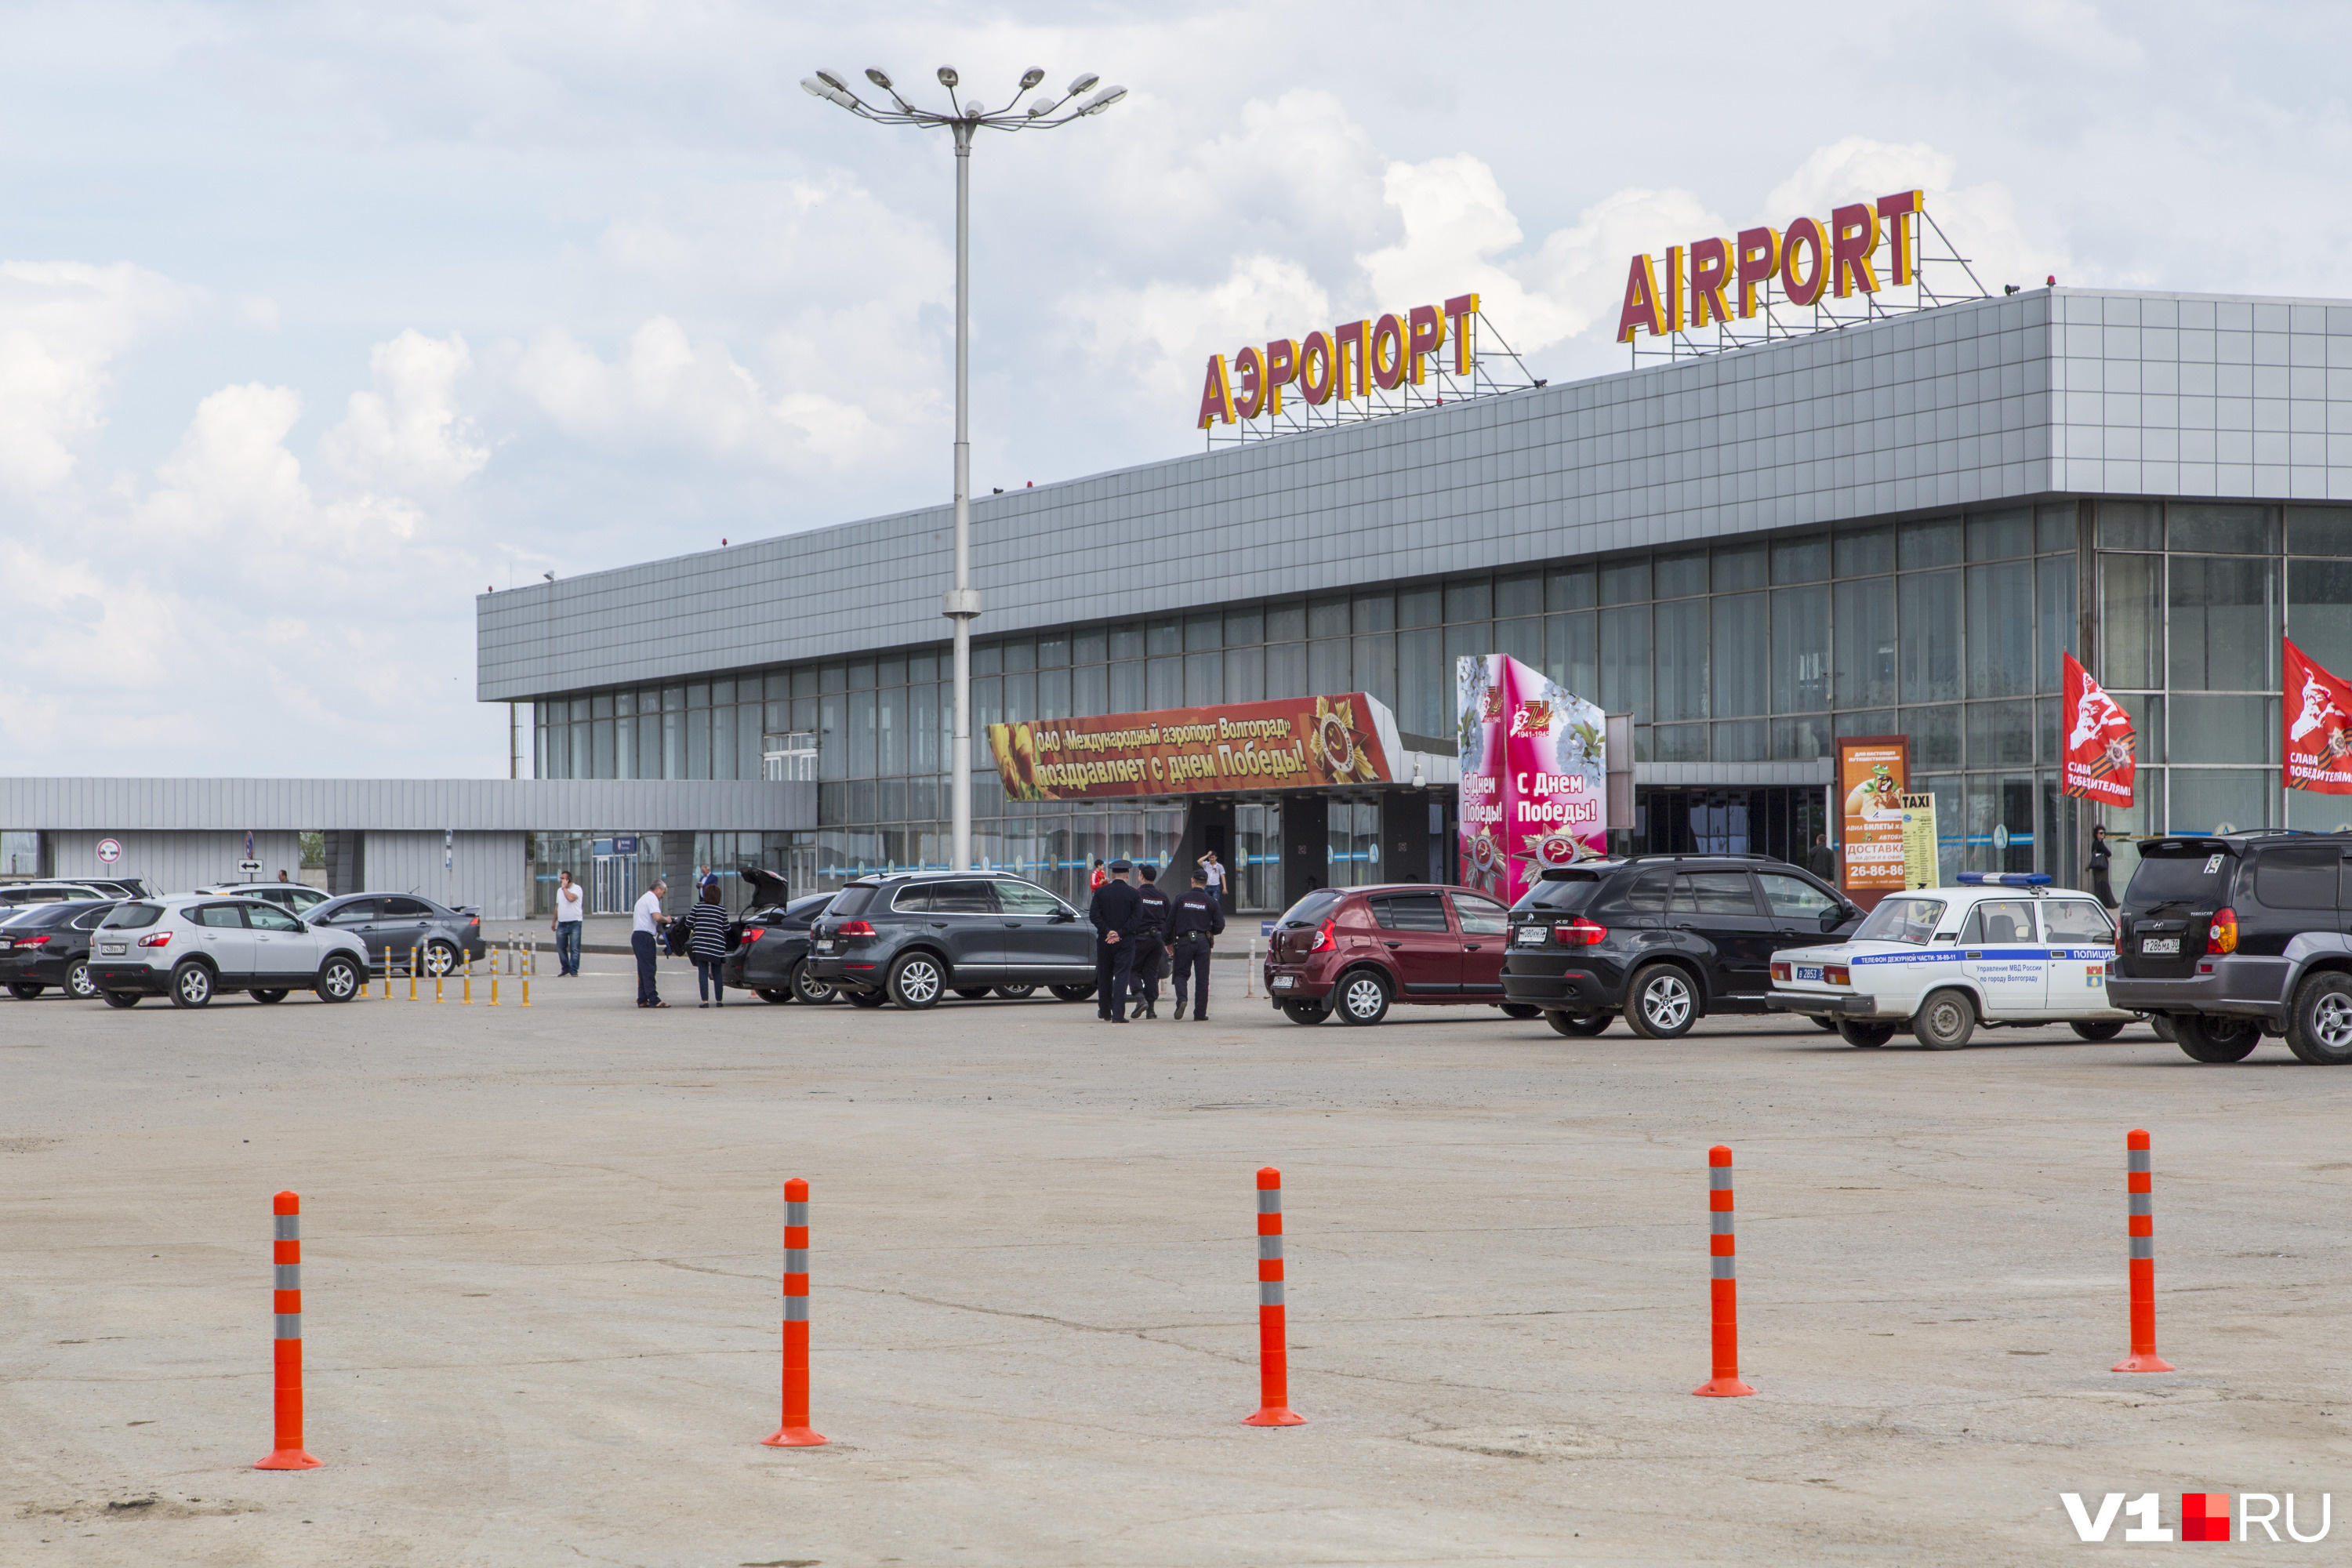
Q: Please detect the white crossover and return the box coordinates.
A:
[85,895,371,1009]
[1764,873,2132,1050]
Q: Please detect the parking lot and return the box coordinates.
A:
[5,956,2350,1566]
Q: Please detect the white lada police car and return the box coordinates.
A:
[1764,873,2132,1049]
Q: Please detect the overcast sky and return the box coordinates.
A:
[2,2,2345,778]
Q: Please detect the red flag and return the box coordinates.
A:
[2285,637,2352,795]
[2062,653,2136,808]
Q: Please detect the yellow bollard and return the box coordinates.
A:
[521,969,530,1008]
[491,967,500,1007]
[463,953,472,1004]
[408,945,418,1000]
[435,971,444,1003]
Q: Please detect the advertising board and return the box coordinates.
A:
[987,693,1397,803]
[1454,655,1606,906]
[1837,736,1911,899]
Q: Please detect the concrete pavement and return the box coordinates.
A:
[5,965,2350,1564]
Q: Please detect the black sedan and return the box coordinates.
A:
[724,893,840,1004]
[305,892,488,975]
[0,899,118,1000]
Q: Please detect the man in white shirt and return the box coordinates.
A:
[631,878,671,1007]
[551,869,586,977]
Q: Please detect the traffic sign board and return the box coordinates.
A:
[96,837,121,863]
[238,859,263,877]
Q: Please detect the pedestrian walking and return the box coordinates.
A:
[1087,858,1142,1022]
[2089,823,2116,909]
[552,869,586,976]
[1089,858,1109,892]
[686,881,731,1007]
[1197,849,1228,911]
[1130,863,1171,1018]
[1167,869,1225,1021]
[631,877,671,1008]
[1806,833,1837,884]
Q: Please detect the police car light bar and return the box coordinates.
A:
[1954,872,2052,886]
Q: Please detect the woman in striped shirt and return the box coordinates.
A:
[685,881,732,1007]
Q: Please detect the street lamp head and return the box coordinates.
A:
[936,64,959,87]
[962,100,985,118]
[815,67,851,93]
[865,67,893,90]
[1082,85,1127,114]
[1018,67,1045,90]
[1067,71,1099,96]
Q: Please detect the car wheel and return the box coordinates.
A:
[2174,1013,2259,1063]
[1911,989,1976,1050]
[844,987,888,1008]
[2070,1019,2127,1042]
[2147,1013,2176,1042]
[102,990,142,1009]
[953,985,993,1000]
[1623,964,1698,1040]
[170,962,216,1009]
[789,963,838,1006]
[2285,972,2352,1064]
[1049,983,1098,1003]
[1836,1020,1896,1048]
[1334,968,1391,1025]
[1497,1003,1543,1020]
[887,953,946,1011]
[423,941,459,977]
[1280,1000,1333,1025]
[7,982,43,1000]
[65,960,98,1000]
[315,956,361,1004]
[993,984,1037,1000]
[251,989,289,1004]
[757,987,792,1005]
[1545,1010,1612,1036]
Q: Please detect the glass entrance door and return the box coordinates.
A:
[592,853,637,916]
[1235,802,1283,912]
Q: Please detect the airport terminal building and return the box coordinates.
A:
[474,285,2352,913]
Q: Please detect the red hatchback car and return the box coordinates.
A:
[1263,883,1543,1025]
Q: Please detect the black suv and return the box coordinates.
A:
[2109,830,2352,1064]
[1501,855,1862,1039]
[805,872,1098,1010]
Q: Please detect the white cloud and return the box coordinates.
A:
[319,328,488,492]
[0,261,186,492]
[1765,137,2072,296]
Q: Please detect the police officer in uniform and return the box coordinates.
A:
[1087,858,1142,1022]
[1129,862,1172,1018]
[1166,869,1226,1021]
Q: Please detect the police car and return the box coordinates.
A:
[1763,873,2132,1049]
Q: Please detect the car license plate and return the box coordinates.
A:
[815,940,836,953]
[100,942,126,956]
[1513,926,1546,946]
[2142,937,2179,955]
[1796,965,1822,982]
[1272,975,1295,989]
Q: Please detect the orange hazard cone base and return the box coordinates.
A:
[253,1448,322,1470]
[1243,1406,1306,1426]
[2112,1352,2175,1374]
[1691,1376,1755,1398]
[761,1426,829,1447]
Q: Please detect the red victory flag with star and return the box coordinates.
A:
[2285,637,2352,796]
[2062,653,2136,808]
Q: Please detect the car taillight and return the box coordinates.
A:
[2206,909,2238,956]
[1823,965,1850,986]
[14,934,49,947]
[138,931,173,947]
[1553,916,1606,946]
[837,920,876,938]
[1770,961,1791,982]
[1308,918,1335,953]
[469,915,481,927]
[742,927,764,942]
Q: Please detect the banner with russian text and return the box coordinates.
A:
[1837,736,1910,896]
[1455,655,1607,906]
[2062,652,2137,808]
[2285,637,2352,796]
[987,692,1397,802]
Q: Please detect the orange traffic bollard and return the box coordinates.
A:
[2114,1129,2176,1373]
[1243,1165,1305,1425]
[1694,1145,1755,1396]
[762,1178,826,1446]
[254,1190,321,1469]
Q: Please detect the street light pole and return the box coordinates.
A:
[804,64,1125,873]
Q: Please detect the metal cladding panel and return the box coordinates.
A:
[361,832,529,919]
[0,779,815,833]
[44,830,304,897]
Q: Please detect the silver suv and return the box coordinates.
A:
[86,896,371,1008]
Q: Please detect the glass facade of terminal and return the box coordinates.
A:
[527,499,2352,904]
